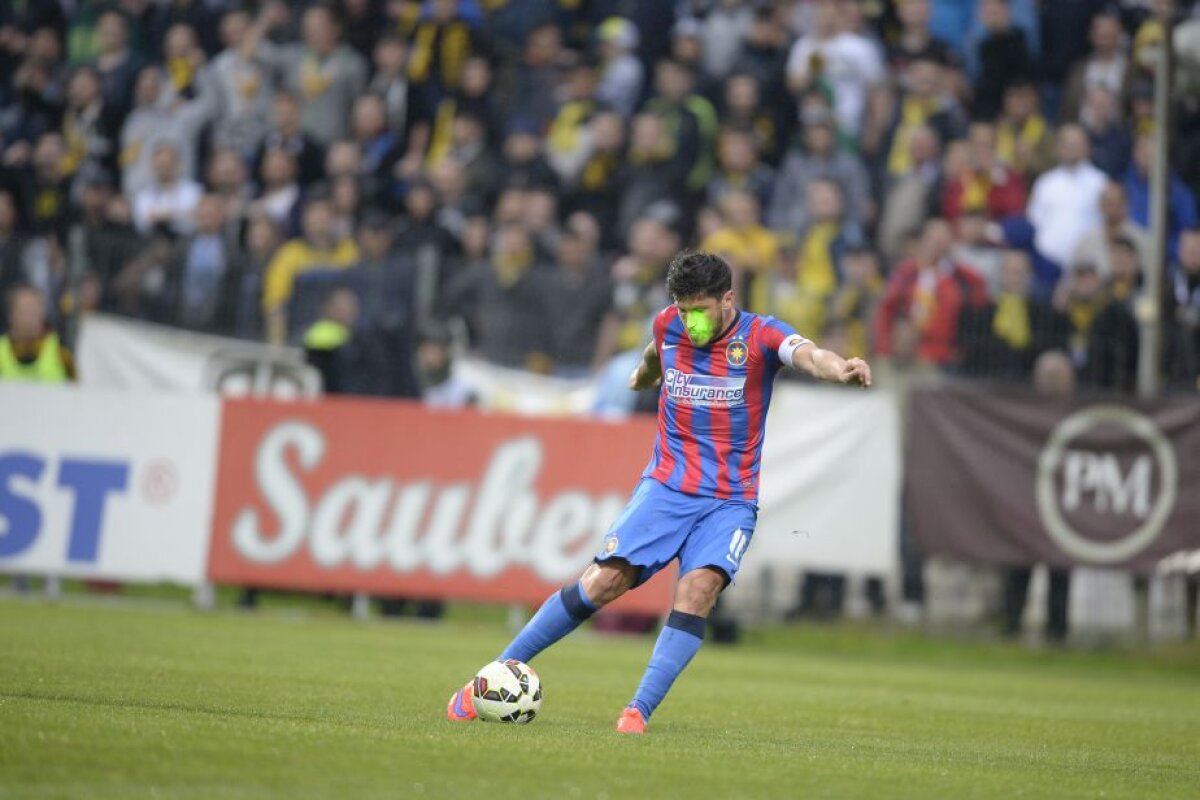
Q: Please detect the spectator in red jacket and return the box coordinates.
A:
[941,122,1026,223]
[875,217,989,366]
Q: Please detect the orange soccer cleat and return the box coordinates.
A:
[446,681,477,722]
[615,706,646,734]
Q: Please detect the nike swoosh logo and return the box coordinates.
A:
[662,344,678,350]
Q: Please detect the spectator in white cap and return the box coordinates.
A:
[596,17,643,119]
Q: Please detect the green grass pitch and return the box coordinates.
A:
[1,598,1198,799]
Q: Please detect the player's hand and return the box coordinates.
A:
[628,365,661,391]
[840,358,871,389]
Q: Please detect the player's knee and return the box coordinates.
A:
[673,568,725,616]
[581,562,636,607]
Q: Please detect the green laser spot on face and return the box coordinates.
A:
[684,308,716,345]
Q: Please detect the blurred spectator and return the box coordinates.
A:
[972,0,1033,120]
[595,17,644,119]
[1003,349,1075,642]
[60,65,120,182]
[119,65,211,197]
[92,9,144,118]
[233,214,282,340]
[262,196,360,344]
[1040,0,1109,112]
[417,322,473,408]
[368,34,416,138]
[702,188,780,310]
[406,0,477,108]
[878,125,943,265]
[707,125,775,211]
[351,92,404,208]
[697,0,753,81]
[263,5,368,146]
[253,91,325,188]
[1168,228,1200,389]
[563,110,625,248]
[1123,133,1198,262]
[887,0,958,85]
[0,283,72,380]
[207,8,276,156]
[610,215,678,353]
[500,122,557,192]
[1107,235,1144,308]
[1074,182,1152,280]
[769,110,870,235]
[449,223,552,371]
[883,54,967,183]
[511,23,570,132]
[720,71,787,167]
[159,194,243,333]
[131,142,202,238]
[826,245,884,359]
[1061,11,1130,125]
[764,179,861,338]
[7,27,68,146]
[644,57,718,198]
[959,250,1069,379]
[249,147,301,235]
[615,113,687,240]
[1027,124,1107,271]
[205,148,252,233]
[994,79,1054,178]
[786,0,886,140]
[75,169,142,311]
[546,214,616,374]
[0,190,24,297]
[940,122,1026,223]
[1079,85,1131,180]
[875,217,989,366]
[1055,258,1138,392]
[547,59,600,187]
[440,110,501,206]
[303,285,361,394]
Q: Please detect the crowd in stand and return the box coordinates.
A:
[3,0,1200,397]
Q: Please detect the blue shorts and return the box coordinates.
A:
[595,478,758,587]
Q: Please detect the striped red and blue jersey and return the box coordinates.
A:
[643,305,805,503]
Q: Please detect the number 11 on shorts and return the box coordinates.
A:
[726,528,749,566]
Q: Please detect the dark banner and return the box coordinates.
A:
[907,386,1200,573]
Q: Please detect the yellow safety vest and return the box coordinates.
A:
[0,333,69,382]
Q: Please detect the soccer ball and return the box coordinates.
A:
[472,659,542,723]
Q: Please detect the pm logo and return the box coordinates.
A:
[726,339,748,367]
[1035,406,1178,563]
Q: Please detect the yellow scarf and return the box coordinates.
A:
[425,98,457,167]
[992,293,1031,350]
[548,100,594,154]
[888,96,937,176]
[775,223,839,335]
[961,171,990,212]
[996,114,1047,168]
[300,54,333,98]
[167,57,194,91]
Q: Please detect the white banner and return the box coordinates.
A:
[739,384,901,580]
[453,357,599,416]
[77,313,320,397]
[0,384,220,584]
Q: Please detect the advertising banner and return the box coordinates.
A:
[750,385,901,577]
[0,384,219,584]
[207,398,673,612]
[907,386,1200,572]
[77,313,320,397]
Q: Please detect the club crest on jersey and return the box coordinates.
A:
[726,338,748,367]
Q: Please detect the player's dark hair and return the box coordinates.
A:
[666,251,732,301]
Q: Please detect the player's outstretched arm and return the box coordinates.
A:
[791,341,871,388]
[629,340,662,390]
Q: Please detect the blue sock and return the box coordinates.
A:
[630,610,706,720]
[498,581,596,663]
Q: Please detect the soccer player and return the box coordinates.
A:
[447,251,871,733]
